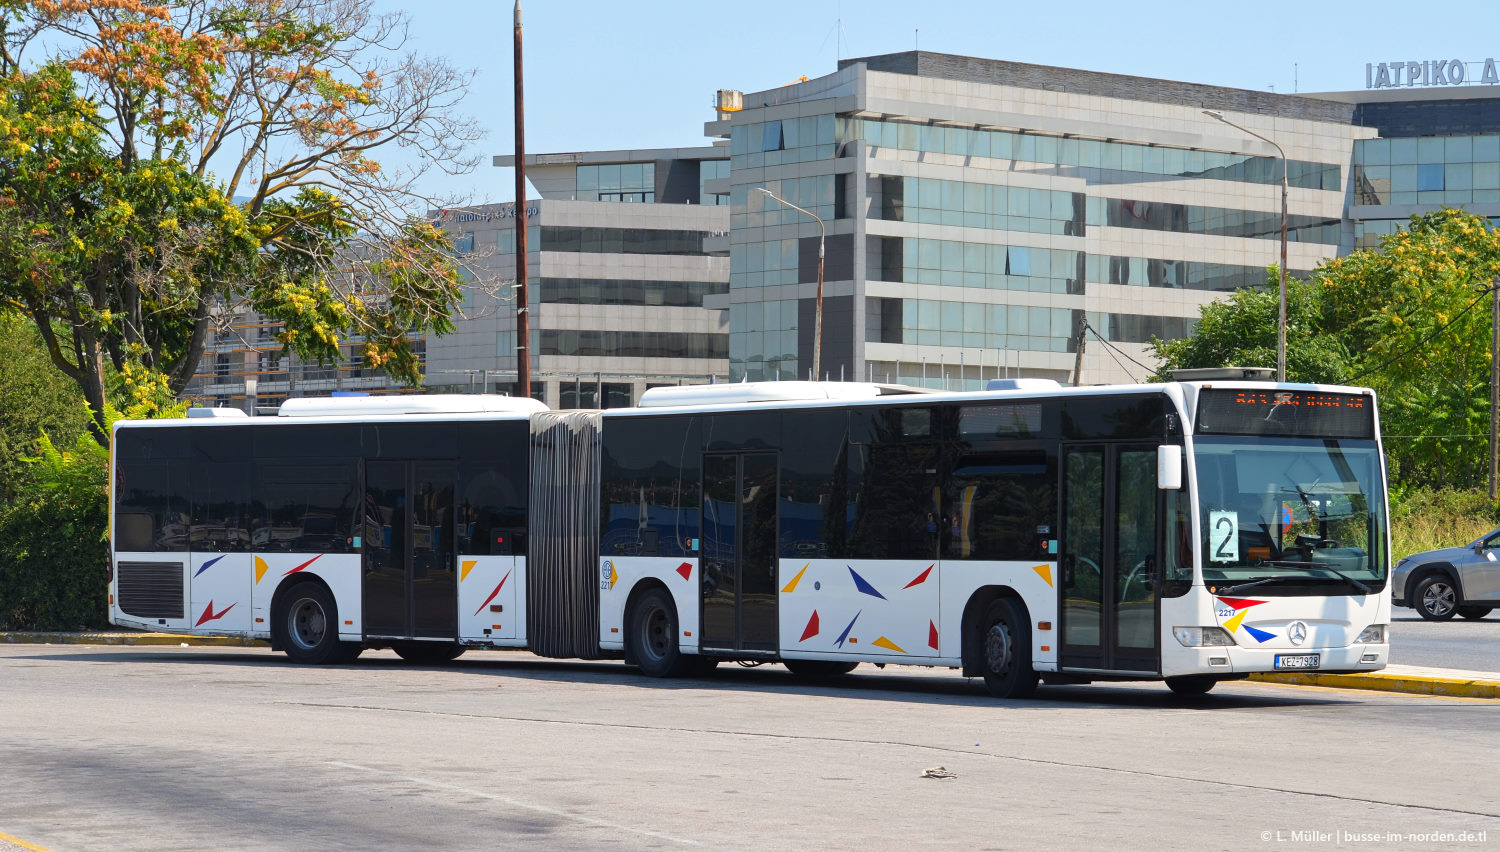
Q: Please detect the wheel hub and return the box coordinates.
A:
[290,598,326,650]
[1423,582,1456,616]
[985,622,1013,676]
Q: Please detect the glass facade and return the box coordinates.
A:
[699,159,729,205]
[1354,134,1500,205]
[871,176,1084,235]
[729,175,835,231]
[541,329,727,360]
[850,117,1341,191]
[538,277,727,308]
[577,163,656,203]
[870,237,1083,294]
[728,115,837,169]
[728,300,800,381]
[541,226,716,256]
[1084,255,1305,292]
[1087,197,1341,245]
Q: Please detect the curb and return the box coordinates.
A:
[1250,671,1500,699]
[1,632,266,647]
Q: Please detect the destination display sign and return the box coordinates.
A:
[1195,389,1375,439]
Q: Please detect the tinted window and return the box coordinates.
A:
[1062,396,1166,439]
[252,462,357,552]
[252,424,359,459]
[600,416,701,557]
[457,420,530,557]
[115,427,189,552]
[948,449,1056,561]
[190,428,252,553]
[779,410,851,559]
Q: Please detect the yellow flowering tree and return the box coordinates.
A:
[0,0,475,445]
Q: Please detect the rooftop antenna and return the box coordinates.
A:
[915,28,919,52]
[1295,62,1299,93]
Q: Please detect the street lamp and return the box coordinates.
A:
[754,187,825,380]
[1204,109,1289,383]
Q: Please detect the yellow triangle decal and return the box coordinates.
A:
[609,565,619,589]
[1033,564,1053,588]
[872,636,907,654]
[1224,609,1247,633]
[781,564,808,594]
[254,556,269,585]
[460,560,477,582]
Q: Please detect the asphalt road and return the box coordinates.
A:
[1390,611,1500,671]
[1,645,1497,851]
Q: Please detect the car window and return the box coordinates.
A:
[1485,530,1500,548]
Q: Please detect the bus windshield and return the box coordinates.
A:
[1194,437,1387,595]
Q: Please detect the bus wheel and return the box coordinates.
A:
[1165,675,1217,696]
[977,598,1038,699]
[629,587,692,678]
[784,660,859,677]
[392,642,466,664]
[277,582,355,665]
[1458,605,1492,620]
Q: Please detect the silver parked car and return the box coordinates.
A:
[1392,528,1500,621]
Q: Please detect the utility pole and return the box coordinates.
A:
[1490,276,1498,501]
[512,0,530,400]
[1071,313,1087,387]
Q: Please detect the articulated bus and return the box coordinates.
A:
[109,375,1391,698]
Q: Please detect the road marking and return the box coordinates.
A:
[0,831,53,852]
[329,762,699,846]
[1244,678,1499,703]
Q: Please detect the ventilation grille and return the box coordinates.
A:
[527,411,603,659]
[117,561,185,620]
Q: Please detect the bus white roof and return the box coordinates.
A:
[276,394,548,418]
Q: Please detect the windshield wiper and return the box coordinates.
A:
[1216,576,1281,595]
[1255,560,1372,595]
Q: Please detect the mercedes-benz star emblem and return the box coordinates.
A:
[1288,621,1309,646]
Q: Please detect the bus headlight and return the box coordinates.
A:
[1172,626,1236,647]
[1355,624,1386,644]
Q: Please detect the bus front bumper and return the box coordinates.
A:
[1165,643,1388,678]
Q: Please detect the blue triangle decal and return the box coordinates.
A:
[194,555,225,578]
[848,566,887,600]
[1243,624,1276,643]
[835,610,861,648]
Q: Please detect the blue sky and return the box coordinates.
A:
[381,0,1500,204]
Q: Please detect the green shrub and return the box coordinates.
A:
[0,430,109,631]
[1389,487,1500,559]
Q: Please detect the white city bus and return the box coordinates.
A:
[110,375,1391,697]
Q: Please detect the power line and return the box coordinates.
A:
[1082,320,1156,377]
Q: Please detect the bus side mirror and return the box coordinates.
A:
[1157,445,1183,491]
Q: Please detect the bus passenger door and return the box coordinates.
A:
[1059,444,1160,674]
[700,452,779,657]
[363,460,457,639]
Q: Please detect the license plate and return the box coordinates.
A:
[1275,654,1321,670]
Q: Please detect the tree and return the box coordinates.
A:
[1148,268,1352,384]
[0,313,91,503]
[0,0,484,443]
[1313,209,1500,488]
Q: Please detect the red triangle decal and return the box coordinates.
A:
[1216,597,1267,610]
[800,610,820,642]
[676,562,692,581]
[928,620,939,650]
[903,564,933,589]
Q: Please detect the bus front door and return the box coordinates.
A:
[363,460,457,640]
[1059,444,1160,674]
[700,452,779,657]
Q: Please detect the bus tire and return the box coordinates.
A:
[1165,675,1217,695]
[629,587,692,678]
[277,581,351,665]
[976,598,1039,699]
[392,642,466,664]
[784,659,859,677]
[1413,574,1459,621]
